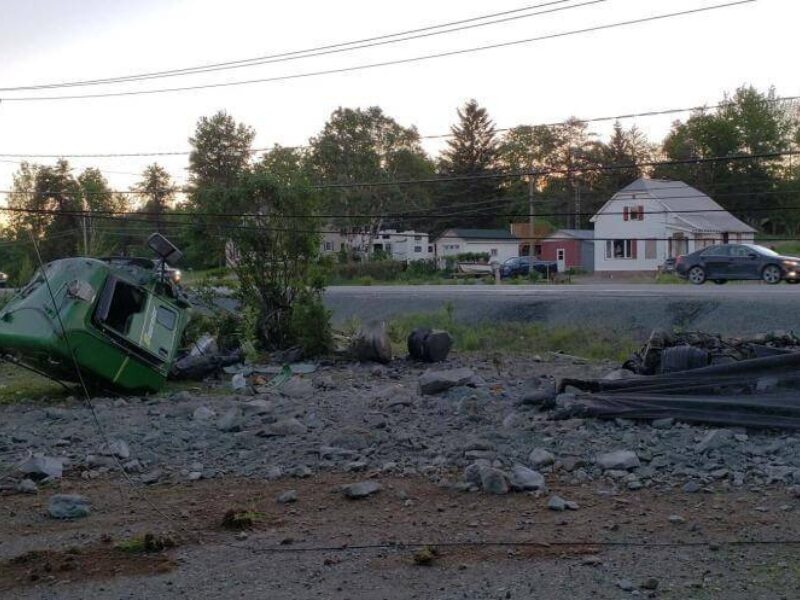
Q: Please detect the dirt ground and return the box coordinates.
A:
[2,472,800,599]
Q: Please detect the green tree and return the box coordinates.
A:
[307,106,434,254]
[597,121,655,194]
[135,163,175,233]
[187,111,256,265]
[203,170,331,355]
[654,86,795,228]
[77,167,127,256]
[437,99,501,229]
[259,145,309,186]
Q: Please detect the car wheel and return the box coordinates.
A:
[713,279,727,285]
[687,266,706,285]
[762,264,782,285]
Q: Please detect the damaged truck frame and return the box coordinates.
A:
[0,235,191,394]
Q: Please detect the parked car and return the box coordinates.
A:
[500,256,558,279]
[675,243,800,285]
[0,271,8,288]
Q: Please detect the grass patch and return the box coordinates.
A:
[654,272,687,285]
[383,305,638,362]
[0,362,71,404]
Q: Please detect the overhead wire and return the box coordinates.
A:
[0,1,755,102]
[0,0,601,91]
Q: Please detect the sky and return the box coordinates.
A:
[0,0,795,194]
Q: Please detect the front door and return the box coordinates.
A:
[556,248,566,272]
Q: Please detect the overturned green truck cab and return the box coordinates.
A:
[0,257,190,393]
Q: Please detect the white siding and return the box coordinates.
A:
[436,236,518,265]
[593,194,669,272]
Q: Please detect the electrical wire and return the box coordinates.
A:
[1,148,796,193]
[0,1,754,102]
[0,0,600,91]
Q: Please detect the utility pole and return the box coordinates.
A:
[528,169,535,258]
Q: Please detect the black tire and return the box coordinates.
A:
[788,280,800,285]
[762,264,782,285]
[713,279,727,285]
[687,266,706,285]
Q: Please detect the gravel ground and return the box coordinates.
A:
[2,353,800,598]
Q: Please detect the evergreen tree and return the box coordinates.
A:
[437,99,501,230]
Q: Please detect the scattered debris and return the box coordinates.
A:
[48,494,91,519]
[352,322,392,364]
[407,328,453,363]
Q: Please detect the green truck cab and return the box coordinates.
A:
[0,257,190,393]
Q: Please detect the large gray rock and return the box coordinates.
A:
[418,368,476,395]
[596,450,640,471]
[480,468,510,495]
[19,455,64,480]
[342,480,382,499]
[463,461,490,486]
[528,448,555,468]
[277,490,298,504]
[352,323,392,364]
[48,494,90,519]
[509,465,546,491]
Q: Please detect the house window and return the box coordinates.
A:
[605,239,634,259]
[645,239,656,259]
[490,248,498,257]
[382,234,391,240]
[323,241,334,251]
[428,245,433,253]
[623,205,645,221]
[414,246,422,253]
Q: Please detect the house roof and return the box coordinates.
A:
[595,178,756,234]
[438,228,518,241]
[548,229,594,240]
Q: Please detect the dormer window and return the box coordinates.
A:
[623,205,644,221]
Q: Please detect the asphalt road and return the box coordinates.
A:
[324,283,800,336]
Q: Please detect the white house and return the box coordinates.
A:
[590,178,757,272]
[434,228,519,266]
[319,227,432,262]
[371,229,433,262]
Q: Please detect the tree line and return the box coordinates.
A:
[4,84,800,279]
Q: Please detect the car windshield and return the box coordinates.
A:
[743,244,779,257]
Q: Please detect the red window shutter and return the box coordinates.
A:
[623,206,629,221]
[631,239,637,259]
[638,205,644,220]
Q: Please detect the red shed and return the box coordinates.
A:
[539,229,594,272]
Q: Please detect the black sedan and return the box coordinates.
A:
[500,256,558,278]
[675,243,800,285]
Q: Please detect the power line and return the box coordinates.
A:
[0,1,754,102]
[1,149,796,194]
[0,0,599,91]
